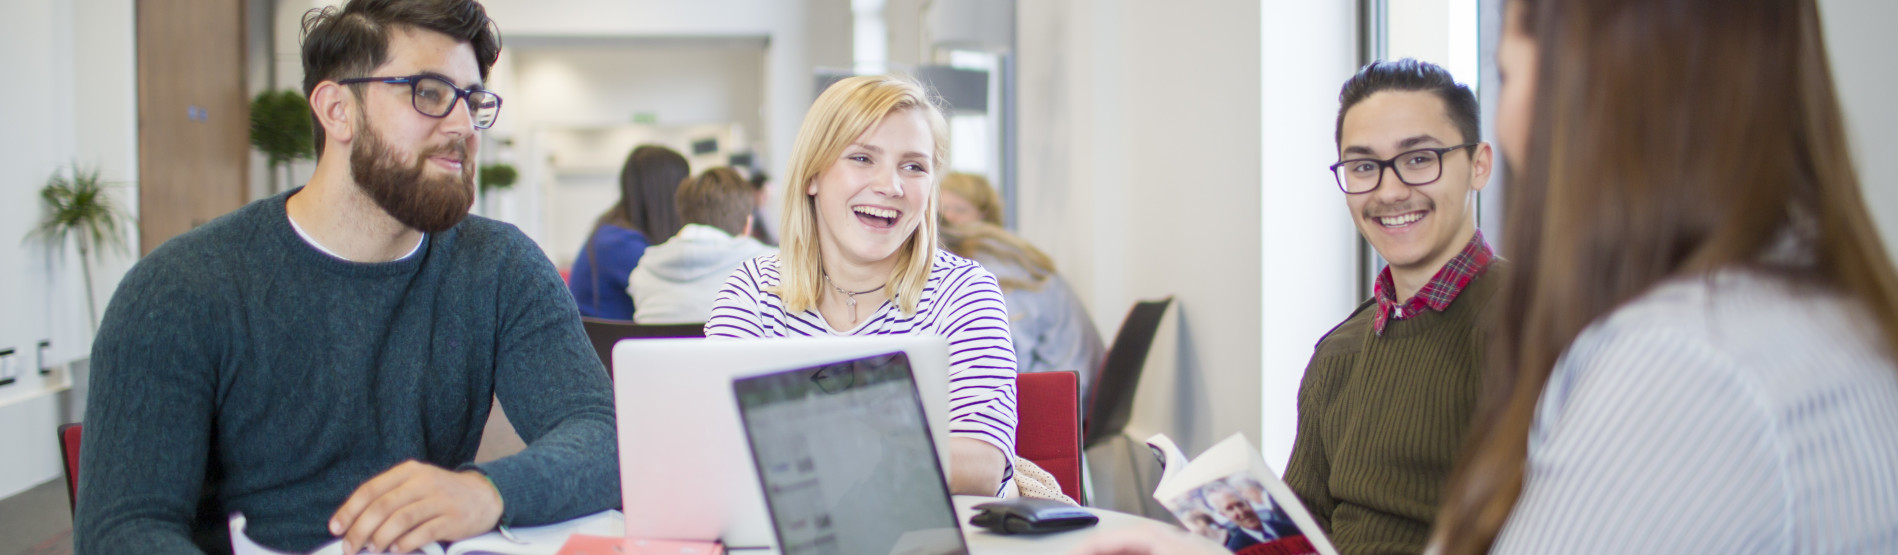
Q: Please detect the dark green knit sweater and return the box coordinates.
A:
[1282,270,1500,555]
[75,189,620,554]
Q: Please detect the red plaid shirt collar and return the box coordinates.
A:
[1372,229,1494,335]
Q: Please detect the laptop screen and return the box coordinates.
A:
[733,351,969,555]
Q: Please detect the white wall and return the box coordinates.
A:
[509,42,766,132]
[1259,1,1363,471]
[0,0,139,500]
[1016,0,1343,515]
[1820,0,1898,257]
[481,0,852,186]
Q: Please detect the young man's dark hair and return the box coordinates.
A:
[300,0,502,155]
[1334,58,1480,148]
[676,167,756,237]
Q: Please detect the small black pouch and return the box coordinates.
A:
[967,498,1100,535]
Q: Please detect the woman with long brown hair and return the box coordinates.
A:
[567,144,690,320]
[1429,0,1898,553]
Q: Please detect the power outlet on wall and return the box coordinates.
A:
[38,340,52,376]
[0,348,17,387]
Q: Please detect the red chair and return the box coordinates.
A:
[1015,371,1083,503]
[59,423,82,515]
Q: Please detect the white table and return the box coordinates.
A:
[954,495,1166,554]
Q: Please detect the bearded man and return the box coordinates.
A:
[74,2,619,554]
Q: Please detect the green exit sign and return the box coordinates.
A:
[632,112,658,124]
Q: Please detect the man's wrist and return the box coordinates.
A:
[463,469,507,528]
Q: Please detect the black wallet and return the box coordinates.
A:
[968,498,1100,535]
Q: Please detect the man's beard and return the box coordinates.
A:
[349,119,476,233]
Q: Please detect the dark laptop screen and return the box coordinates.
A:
[733,351,968,555]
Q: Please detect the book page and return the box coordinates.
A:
[229,511,622,555]
[1148,434,1339,555]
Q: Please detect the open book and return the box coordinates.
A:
[230,510,624,555]
[1148,433,1338,555]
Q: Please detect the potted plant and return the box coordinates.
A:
[30,163,133,332]
[250,89,315,194]
[478,163,519,216]
[480,162,518,193]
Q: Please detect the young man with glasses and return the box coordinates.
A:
[75,2,618,554]
[1283,59,1498,554]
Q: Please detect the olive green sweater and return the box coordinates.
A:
[1282,270,1500,555]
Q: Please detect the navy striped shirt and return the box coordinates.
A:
[1494,270,1898,553]
[706,249,1020,494]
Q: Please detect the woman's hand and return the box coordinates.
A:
[947,437,1007,496]
[1068,524,1228,555]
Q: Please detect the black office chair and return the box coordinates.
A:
[1083,296,1174,449]
[580,317,705,376]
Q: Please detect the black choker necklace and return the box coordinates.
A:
[823,272,886,326]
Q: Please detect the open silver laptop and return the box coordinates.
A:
[733,351,969,555]
[611,335,952,550]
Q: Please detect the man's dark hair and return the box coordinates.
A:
[1334,58,1479,148]
[300,0,502,157]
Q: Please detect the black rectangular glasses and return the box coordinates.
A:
[1329,143,1477,194]
[337,74,503,129]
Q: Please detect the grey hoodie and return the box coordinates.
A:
[627,224,777,324]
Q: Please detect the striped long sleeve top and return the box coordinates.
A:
[1493,269,1898,553]
[706,249,1020,495]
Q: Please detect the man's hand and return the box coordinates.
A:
[329,460,504,554]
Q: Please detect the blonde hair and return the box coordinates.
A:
[939,221,1055,292]
[774,74,951,316]
[941,172,1005,226]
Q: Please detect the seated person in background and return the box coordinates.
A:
[1431,0,1898,552]
[940,220,1105,403]
[74,2,619,553]
[629,167,777,324]
[707,74,1018,497]
[940,171,1005,226]
[568,144,690,320]
[1283,59,1500,554]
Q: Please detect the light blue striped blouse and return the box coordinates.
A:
[1493,270,1898,553]
[705,249,1020,495]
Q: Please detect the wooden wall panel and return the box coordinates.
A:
[137,0,249,255]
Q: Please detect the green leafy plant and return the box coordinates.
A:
[30,163,133,332]
[479,163,519,193]
[250,89,315,194]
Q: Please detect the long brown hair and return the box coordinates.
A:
[1429,1,1898,552]
[598,144,690,242]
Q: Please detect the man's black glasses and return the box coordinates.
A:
[1329,143,1477,194]
[337,74,502,129]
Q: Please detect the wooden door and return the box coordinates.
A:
[137,0,249,255]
